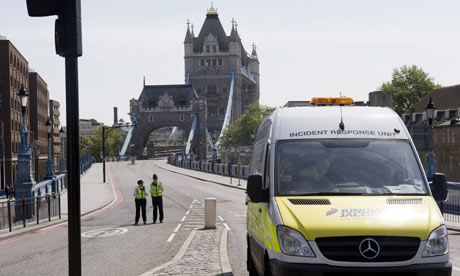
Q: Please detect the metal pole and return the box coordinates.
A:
[1,122,5,190]
[65,56,81,276]
[7,199,12,232]
[102,127,106,183]
[58,193,61,219]
[238,146,241,186]
[37,196,40,224]
[23,197,26,228]
[48,195,51,222]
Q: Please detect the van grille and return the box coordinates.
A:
[315,236,420,262]
[288,199,330,205]
[387,198,423,205]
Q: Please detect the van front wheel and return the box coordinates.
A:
[247,241,259,276]
[264,254,273,276]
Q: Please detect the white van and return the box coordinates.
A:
[246,98,451,276]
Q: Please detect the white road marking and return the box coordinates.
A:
[167,233,175,242]
[193,199,200,204]
[223,223,231,231]
[453,266,460,271]
[173,224,181,233]
[218,216,224,222]
[185,210,190,215]
[82,228,128,238]
[189,204,193,209]
[181,216,186,222]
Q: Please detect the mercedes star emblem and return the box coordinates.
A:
[359,238,380,259]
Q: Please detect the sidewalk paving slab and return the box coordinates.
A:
[0,162,114,241]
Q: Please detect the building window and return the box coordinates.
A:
[208,106,217,116]
[219,108,225,115]
[222,87,227,94]
[197,88,201,94]
[207,84,217,95]
[200,59,205,67]
[206,45,210,53]
[180,114,184,121]
[206,59,210,66]
[212,59,217,66]
[212,45,216,53]
[218,59,223,66]
[149,115,153,122]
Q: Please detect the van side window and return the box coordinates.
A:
[250,119,272,175]
[264,143,271,189]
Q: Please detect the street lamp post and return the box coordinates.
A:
[14,86,35,219]
[199,139,203,170]
[425,97,436,182]
[229,134,232,184]
[59,127,66,175]
[44,120,55,185]
[211,133,216,173]
[103,124,134,182]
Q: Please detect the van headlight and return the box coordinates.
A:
[422,225,449,257]
[277,225,315,257]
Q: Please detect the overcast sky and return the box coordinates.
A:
[2,0,459,126]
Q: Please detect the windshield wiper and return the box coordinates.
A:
[378,193,428,196]
[294,192,371,196]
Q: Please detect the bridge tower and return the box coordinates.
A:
[184,4,260,137]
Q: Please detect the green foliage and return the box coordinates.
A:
[86,126,125,161]
[380,65,441,115]
[219,103,275,147]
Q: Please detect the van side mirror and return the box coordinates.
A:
[432,173,448,202]
[247,174,268,203]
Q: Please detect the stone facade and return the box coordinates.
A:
[184,8,259,136]
[49,99,62,172]
[29,72,49,182]
[130,85,207,158]
[0,39,30,190]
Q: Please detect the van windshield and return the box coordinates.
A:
[276,139,428,196]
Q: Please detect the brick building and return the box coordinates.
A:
[29,72,49,182]
[0,38,30,190]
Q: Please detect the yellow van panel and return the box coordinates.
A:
[276,196,443,240]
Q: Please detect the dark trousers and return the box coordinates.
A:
[151,196,164,222]
[135,198,146,223]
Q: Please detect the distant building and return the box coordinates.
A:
[29,72,49,182]
[0,38,30,190]
[49,99,62,172]
[80,119,102,137]
[184,4,260,135]
[402,84,460,181]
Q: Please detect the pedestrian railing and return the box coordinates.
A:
[167,155,250,180]
[0,193,61,232]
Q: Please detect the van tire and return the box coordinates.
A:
[247,239,259,276]
[264,253,273,276]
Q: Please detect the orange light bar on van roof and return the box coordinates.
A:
[311,97,354,105]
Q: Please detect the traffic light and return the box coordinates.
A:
[26,0,82,57]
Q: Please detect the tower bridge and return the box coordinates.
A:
[126,5,260,159]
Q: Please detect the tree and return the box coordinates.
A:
[86,126,125,162]
[219,103,275,147]
[380,65,441,115]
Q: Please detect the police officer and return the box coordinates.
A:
[133,180,147,225]
[150,174,164,223]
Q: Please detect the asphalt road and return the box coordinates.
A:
[0,160,249,276]
[2,159,460,276]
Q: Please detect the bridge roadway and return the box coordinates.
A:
[1,159,460,275]
[0,159,248,276]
